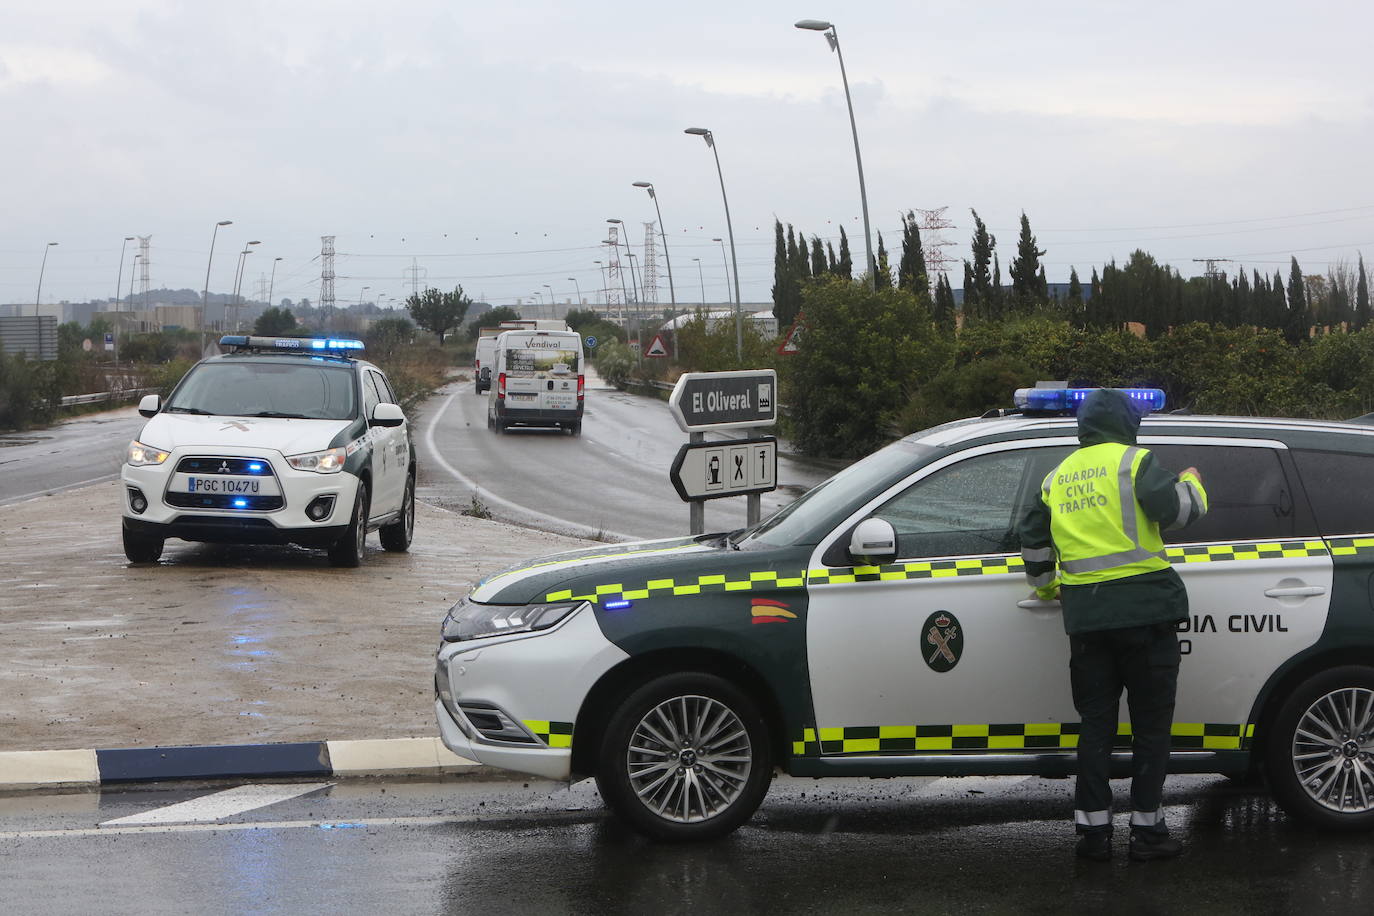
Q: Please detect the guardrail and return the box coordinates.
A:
[59,388,156,408]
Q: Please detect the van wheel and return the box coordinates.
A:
[379,473,414,552]
[328,483,368,568]
[494,418,506,434]
[570,421,582,437]
[122,524,164,564]
[594,672,772,841]
[1267,665,1374,830]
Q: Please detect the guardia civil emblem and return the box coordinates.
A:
[921,610,962,672]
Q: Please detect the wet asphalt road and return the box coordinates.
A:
[4,773,1373,914]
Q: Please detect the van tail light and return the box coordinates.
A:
[577,374,585,401]
[497,372,507,399]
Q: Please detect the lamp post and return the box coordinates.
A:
[128,254,140,310]
[231,241,260,332]
[795,19,876,291]
[358,286,371,307]
[267,257,283,310]
[201,219,232,351]
[684,127,742,362]
[692,257,705,306]
[593,260,606,307]
[567,277,582,306]
[605,219,640,307]
[711,238,733,308]
[631,181,677,308]
[543,283,555,318]
[114,236,135,311]
[34,241,58,317]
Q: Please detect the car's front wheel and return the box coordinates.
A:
[379,473,415,552]
[594,672,772,841]
[1267,665,1374,830]
[122,523,164,564]
[327,482,368,568]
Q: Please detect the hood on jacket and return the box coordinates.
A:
[1077,388,1141,446]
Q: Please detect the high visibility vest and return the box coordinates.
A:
[1041,442,1170,585]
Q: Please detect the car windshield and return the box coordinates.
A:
[165,359,357,420]
[737,438,936,548]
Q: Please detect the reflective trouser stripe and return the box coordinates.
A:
[1021,546,1054,563]
[1027,570,1056,588]
[1130,809,1166,827]
[1074,809,1112,828]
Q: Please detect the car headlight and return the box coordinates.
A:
[286,446,347,474]
[126,440,170,467]
[441,597,583,642]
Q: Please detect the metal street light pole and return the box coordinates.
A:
[543,283,555,318]
[632,181,677,309]
[231,241,260,333]
[711,238,733,309]
[34,241,58,317]
[685,128,742,362]
[693,257,705,306]
[201,219,232,352]
[129,254,140,310]
[358,286,371,307]
[795,19,876,291]
[267,257,283,311]
[567,277,582,306]
[606,219,640,307]
[114,236,135,311]
[593,260,606,307]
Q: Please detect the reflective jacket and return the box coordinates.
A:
[1017,389,1208,634]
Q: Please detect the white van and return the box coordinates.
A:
[487,329,585,435]
[473,330,501,394]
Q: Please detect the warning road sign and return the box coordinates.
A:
[645,334,668,358]
[777,315,805,355]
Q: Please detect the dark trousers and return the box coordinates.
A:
[1069,622,1181,833]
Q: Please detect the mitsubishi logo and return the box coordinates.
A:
[218,461,231,474]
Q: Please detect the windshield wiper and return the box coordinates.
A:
[163,406,211,415]
[249,411,311,419]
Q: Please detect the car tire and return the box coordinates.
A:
[1266,665,1374,830]
[570,421,582,437]
[122,524,164,564]
[594,672,772,841]
[494,418,506,434]
[327,482,369,568]
[379,473,415,552]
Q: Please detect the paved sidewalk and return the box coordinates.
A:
[0,481,594,760]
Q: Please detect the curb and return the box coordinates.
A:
[0,738,487,791]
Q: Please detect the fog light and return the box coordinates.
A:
[128,487,148,514]
[306,495,336,521]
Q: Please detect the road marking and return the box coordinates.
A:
[0,473,119,507]
[99,782,334,826]
[4,811,600,840]
[423,389,637,542]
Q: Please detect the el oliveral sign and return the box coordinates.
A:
[668,369,777,432]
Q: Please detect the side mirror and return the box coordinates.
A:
[138,394,161,418]
[371,402,405,428]
[849,517,897,566]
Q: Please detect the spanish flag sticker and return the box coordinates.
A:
[751,597,797,624]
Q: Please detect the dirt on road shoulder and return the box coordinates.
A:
[0,481,594,752]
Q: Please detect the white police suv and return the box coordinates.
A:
[436,386,1374,840]
[122,336,415,567]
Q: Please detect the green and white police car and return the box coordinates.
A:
[436,387,1374,839]
[121,336,415,567]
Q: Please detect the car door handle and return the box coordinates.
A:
[1263,585,1326,598]
[1017,598,1062,610]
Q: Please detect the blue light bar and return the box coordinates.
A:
[1013,387,1166,414]
[219,335,365,354]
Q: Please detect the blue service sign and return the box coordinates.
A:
[585,335,597,349]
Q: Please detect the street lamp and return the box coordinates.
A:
[711,238,733,309]
[114,236,135,311]
[358,285,371,307]
[567,277,582,306]
[231,241,260,332]
[692,257,705,306]
[201,219,232,351]
[593,260,608,310]
[128,254,140,310]
[34,241,58,317]
[605,219,641,307]
[795,19,876,291]
[631,181,677,308]
[267,257,283,310]
[684,127,742,362]
[543,283,555,317]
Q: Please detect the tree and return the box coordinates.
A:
[364,316,415,362]
[1009,212,1048,306]
[406,286,471,345]
[1356,255,1370,332]
[1284,257,1309,346]
[897,211,930,298]
[254,307,298,336]
[962,209,996,321]
[810,236,826,277]
[771,220,803,331]
[836,226,853,278]
[875,231,893,289]
[932,273,957,335]
[469,305,520,340]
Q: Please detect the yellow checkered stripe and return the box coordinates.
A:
[1166,540,1327,563]
[546,569,808,604]
[807,556,1025,587]
[791,722,1255,756]
[1327,536,1374,558]
[522,720,574,749]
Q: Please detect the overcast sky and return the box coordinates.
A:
[3,0,1372,312]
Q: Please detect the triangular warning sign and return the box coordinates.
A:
[645,334,669,357]
[777,316,805,355]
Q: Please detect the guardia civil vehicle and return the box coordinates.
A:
[121,336,415,567]
[436,386,1374,839]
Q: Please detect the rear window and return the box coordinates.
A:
[506,348,580,376]
[1292,449,1374,537]
[1150,444,1309,543]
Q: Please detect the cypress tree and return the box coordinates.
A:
[771,220,790,324]
[1284,257,1309,345]
[991,254,1004,321]
[826,241,838,274]
[1355,255,1370,332]
[966,210,996,319]
[876,231,892,289]
[962,261,978,322]
[933,273,957,335]
[1009,212,1047,306]
[810,236,826,277]
[837,226,853,279]
[897,210,930,297]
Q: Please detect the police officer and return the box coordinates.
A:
[1018,388,1208,862]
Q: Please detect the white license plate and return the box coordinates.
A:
[508,392,536,401]
[174,475,280,496]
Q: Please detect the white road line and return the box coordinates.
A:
[423,388,637,542]
[1,473,119,507]
[99,783,334,827]
[5,811,598,840]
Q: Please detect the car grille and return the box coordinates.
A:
[166,455,285,511]
[174,456,274,476]
[165,492,285,510]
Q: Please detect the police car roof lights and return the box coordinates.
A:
[219,335,365,355]
[1013,386,1166,415]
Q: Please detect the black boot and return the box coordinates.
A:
[1075,830,1112,861]
[1129,829,1182,861]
